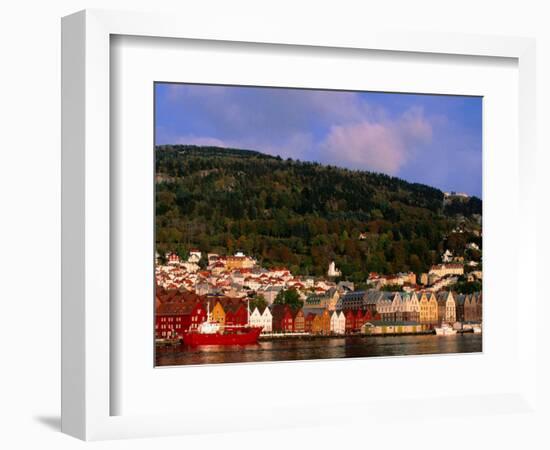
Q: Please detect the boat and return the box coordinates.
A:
[435,323,457,336]
[183,299,262,346]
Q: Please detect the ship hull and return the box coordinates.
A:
[183,327,262,346]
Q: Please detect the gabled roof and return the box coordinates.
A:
[454,293,466,305]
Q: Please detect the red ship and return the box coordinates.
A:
[183,300,262,346]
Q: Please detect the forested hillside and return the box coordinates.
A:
[155,145,482,281]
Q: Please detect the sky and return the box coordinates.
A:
[155,83,482,197]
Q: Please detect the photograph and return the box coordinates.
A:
[154,83,483,366]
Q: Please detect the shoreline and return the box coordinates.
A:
[156,329,479,346]
[258,329,478,341]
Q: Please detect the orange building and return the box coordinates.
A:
[293,309,305,332]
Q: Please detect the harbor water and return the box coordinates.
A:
[155,333,482,367]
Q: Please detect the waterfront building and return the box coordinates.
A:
[477,292,483,321]
[320,309,331,335]
[337,290,367,311]
[337,291,360,310]
[155,301,194,338]
[330,311,345,334]
[464,292,483,322]
[345,310,356,333]
[454,293,466,322]
[260,306,273,332]
[419,292,439,325]
[210,301,226,327]
[271,304,285,332]
[464,294,475,322]
[337,311,346,334]
[356,309,371,330]
[401,292,420,322]
[391,292,404,322]
[305,313,316,333]
[282,308,294,332]
[374,292,398,322]
[293,309,305,332]
[436,291,457,324]
[312,314,323,334]
[305,288,340,311]
[189,301,208,331]
[249,307,262,328]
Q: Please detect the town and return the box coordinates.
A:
[155,243,482,341]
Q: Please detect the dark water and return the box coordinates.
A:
[155,333,482,366]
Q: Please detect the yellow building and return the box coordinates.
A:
[226,255,255,270]
[312,315,323,334]
[320,309,331,335]
[419,292,439,324]
[210,301,226,327]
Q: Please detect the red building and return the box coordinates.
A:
[225,310,235,327]
[166,252,180,264]
[305,313,316,333]
[155,302,193,338]
[345,310,356,333]
[189,301,207,331]
[356,309,372,330]
[282,307,294,332]
[271,304,294,332]
[271,304,285,332]
[235,304,249,326]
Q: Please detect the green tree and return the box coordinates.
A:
[381,283,404,292]
[449,281,482,294]
[249,294,268,312]
[273,289,303,310]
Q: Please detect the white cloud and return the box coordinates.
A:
[319,108,433,174]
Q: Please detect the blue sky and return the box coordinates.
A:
[155,83,482,197]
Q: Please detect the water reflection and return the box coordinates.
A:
[156,333,482,367]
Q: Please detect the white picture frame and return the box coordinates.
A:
[61,9,537,441]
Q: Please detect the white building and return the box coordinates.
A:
[429,263,464,278]
[330,311,346,334]
[327,261,341,278]
[166,252,180,265]
[442,249,453,263]
[261,307,273,332]
[188,249,202,263]
[436,291,457,324]
[250,306,273,332]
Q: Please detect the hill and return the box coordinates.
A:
[155,145,482,281]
